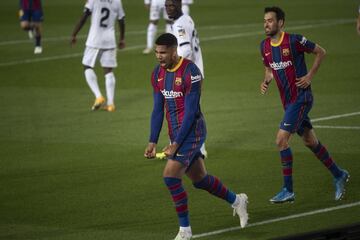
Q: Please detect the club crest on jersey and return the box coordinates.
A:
[175,77,182,86]
[178,29,186,37]
[282,48,290,57]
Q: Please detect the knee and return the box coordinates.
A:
[303,138,318,149]
[20,22,29,30]
[276,136,289,150]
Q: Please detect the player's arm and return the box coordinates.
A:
[145,87,165,158]
[177,42,192,60]
[118,17,126,49]
[173,65,201,147]
[296,44,326,88]
[175,25,193,59]
[70,8,91,46]
[261,66,273,94]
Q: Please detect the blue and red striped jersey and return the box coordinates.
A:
[19,0,42,10]
[260,32,315,108]
[149,57,206,145]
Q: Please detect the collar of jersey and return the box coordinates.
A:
[271,31,285,47]
[167,57,184,72]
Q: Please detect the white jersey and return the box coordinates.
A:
[85,0,125,49]
[171,14,204,77]
[182,0,193,5]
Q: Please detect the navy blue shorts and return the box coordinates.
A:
[19,9,44,22]
[280,101,313,136]
[170,138,205,168]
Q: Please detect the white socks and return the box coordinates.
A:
[85,68,102,98]
[146,23,157,49]
[85,69,116,105]
[105,72,116,105]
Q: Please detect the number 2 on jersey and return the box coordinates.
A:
[100,7,110,28]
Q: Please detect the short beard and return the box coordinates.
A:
[266,29,278,37]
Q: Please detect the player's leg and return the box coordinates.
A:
[82,47,105,110]
[188,156,248,228]
[270,103,307,203]
[163,160,191,239]
[100,49,117,112]
[32,10,44,54]
[300,125,349,200]
[19,9,34,39]
[270,129,295,203]
[143,2,160,54]
[33,22,42,54]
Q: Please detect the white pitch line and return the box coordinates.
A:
[312,112,360,122]
[191,201,360,239]
[0,44,145,67]
[313,125,360,130]
[0,19,354,67]
[0,18,352,46]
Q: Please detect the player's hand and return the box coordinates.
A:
[260,80,270,94]
[70,35,77,47]
[163,143,179,157]
[144,142,157,158]
[296,74,312,88]
[118,40,126,49]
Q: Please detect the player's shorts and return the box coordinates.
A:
[19,9,44,22]
[280,100,313,136]
[149,1,169,21]
[170,138,205,169]
[82,47,117,68]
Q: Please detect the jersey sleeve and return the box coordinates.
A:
[260,40,270,67]
[173,20,193,59]
[294,34,316,53]
[174,62,202,144]
[149,67,164,143]
[117,0,125,19]
[84,0,94,12]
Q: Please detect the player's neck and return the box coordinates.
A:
[270,31,284,45]
[167,56,182,71]
[173,12,183,20]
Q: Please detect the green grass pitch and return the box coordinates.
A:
[0,0,359,239]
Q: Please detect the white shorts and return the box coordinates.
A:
[149,0,169,21]
[82,47,117,68]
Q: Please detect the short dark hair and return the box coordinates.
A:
[264,6,285,22]
[155,33,178,47]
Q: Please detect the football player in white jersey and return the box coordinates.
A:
[181,0,193,15]
[143,0,172,54]
[71,0,126,112]
[165,0,203,77]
